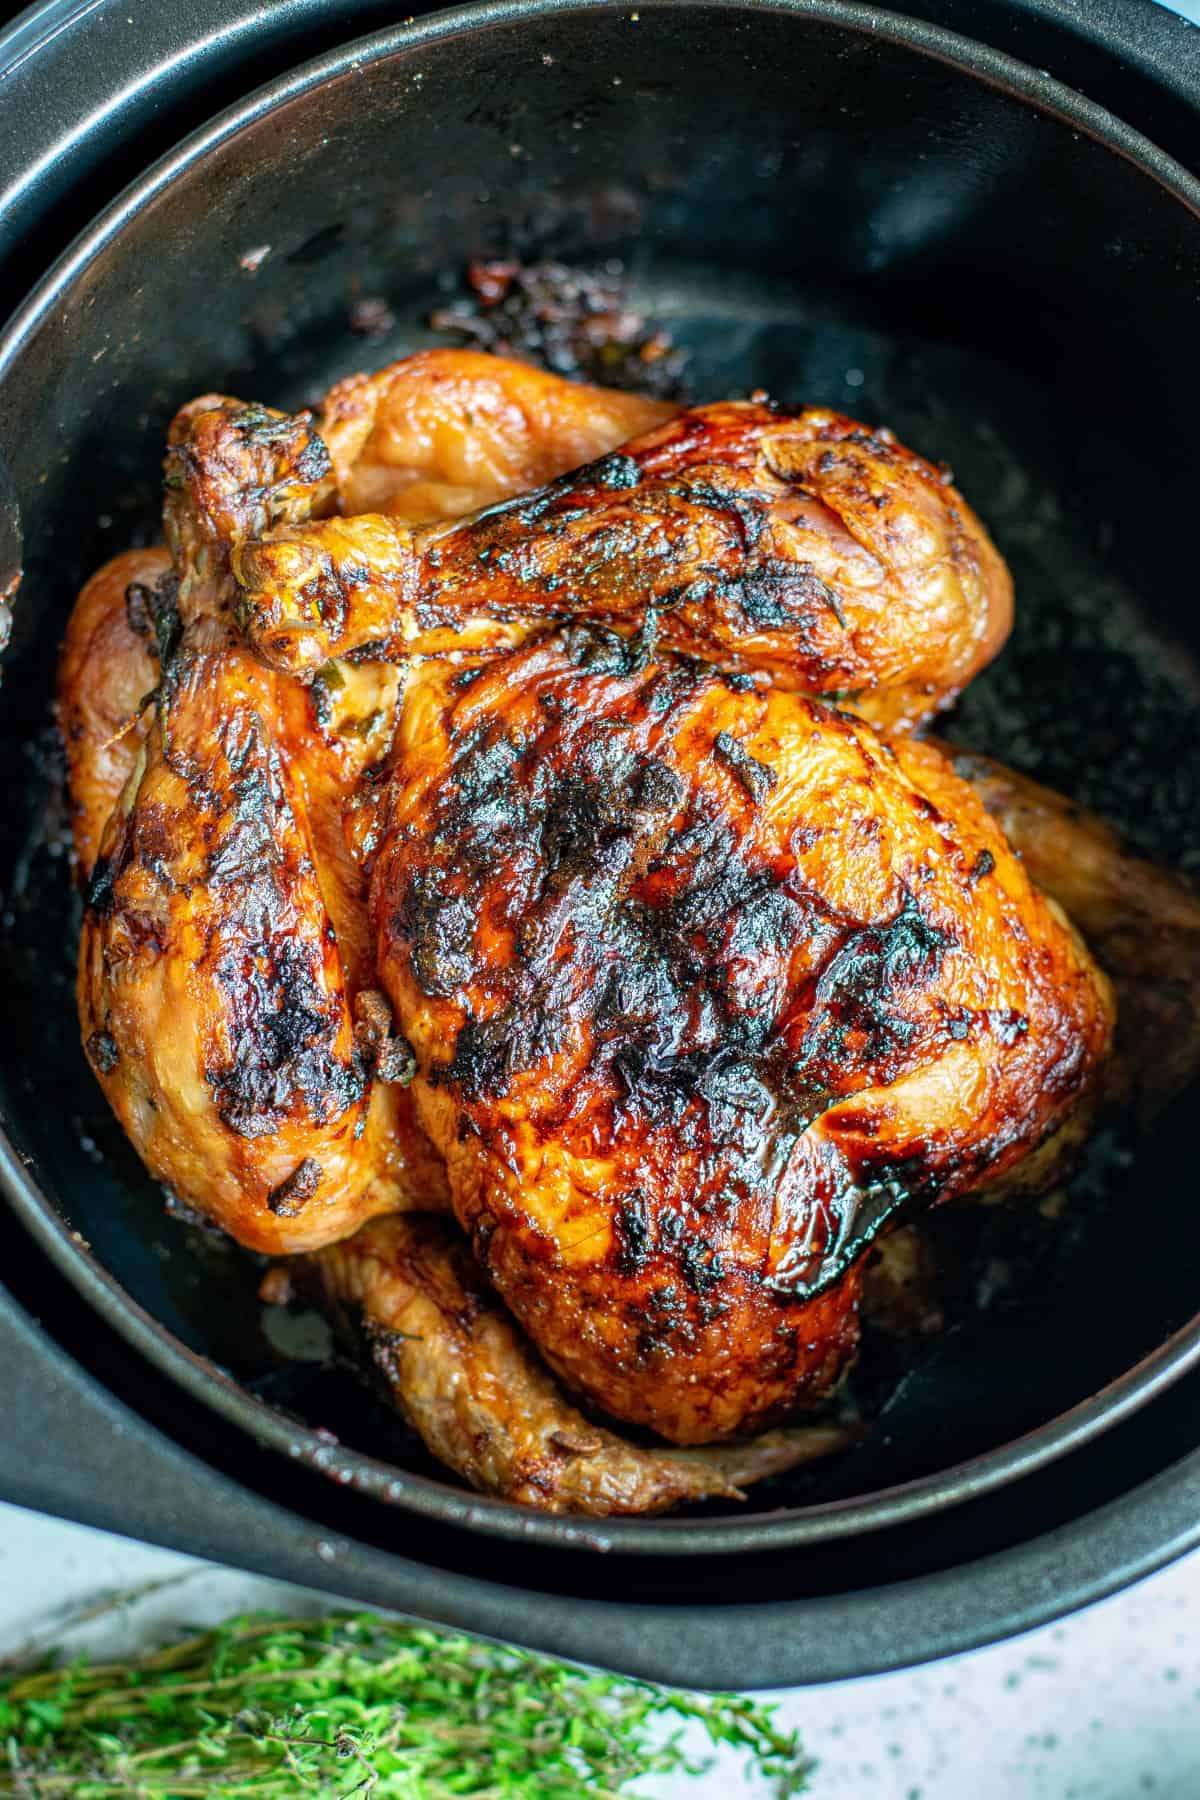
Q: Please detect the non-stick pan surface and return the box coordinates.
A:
[1,0,1199,1590]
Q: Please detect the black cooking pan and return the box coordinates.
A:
[1,0,1199,1687]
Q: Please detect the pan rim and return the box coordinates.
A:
[2,0,1199,1558]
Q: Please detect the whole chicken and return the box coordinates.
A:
[60,346,1195,1512]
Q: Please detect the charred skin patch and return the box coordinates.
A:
[85,1028,120,1074]
[268,1155,323,1216]
[174,694,365,1139]
[209,931,363,1139]
[85,854,117,918]
[790,895,951,1075]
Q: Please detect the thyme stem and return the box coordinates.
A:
[0,1610,811,1798]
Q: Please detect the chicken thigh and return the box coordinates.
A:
[74,390,445,1251]
[78,621,446,1253]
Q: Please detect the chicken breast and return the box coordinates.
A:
[364,633,1113,1443]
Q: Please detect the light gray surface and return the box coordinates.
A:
[1,1499,1198,1797]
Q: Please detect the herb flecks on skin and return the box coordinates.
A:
[0,1609,812,1797]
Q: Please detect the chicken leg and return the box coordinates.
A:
[233,400,1012,731]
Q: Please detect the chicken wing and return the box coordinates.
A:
[60,395,339,870]
[233,400,1012,731]
[363,633,1113,1443]
[305,1213,850,1514]
[162,393,336,629]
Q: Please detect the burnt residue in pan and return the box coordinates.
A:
[4,258,1199,1514]
[429,259,691,400]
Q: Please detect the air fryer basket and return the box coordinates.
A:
[1,0,1199,1686]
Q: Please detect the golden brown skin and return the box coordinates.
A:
[947,746,1200,1120]
[77,623,446,1253]
[364,634,1113,1443]
[320,348,676,523]
[57,546,165,877]
[307,1214,850,1514]
[233,401,1013,730]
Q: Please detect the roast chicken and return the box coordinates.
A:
[59,347,1200,1512]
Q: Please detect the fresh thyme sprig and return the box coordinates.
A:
[0,1610,811,1797]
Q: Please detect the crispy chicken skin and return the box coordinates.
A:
[78,623,446,1252]
[307,1213,850,1514]
[233,401,1012,730]
[947,746,1200,1119]
[57,546,165,877]
[363,634,1113,1443]
[320,348,676,523]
